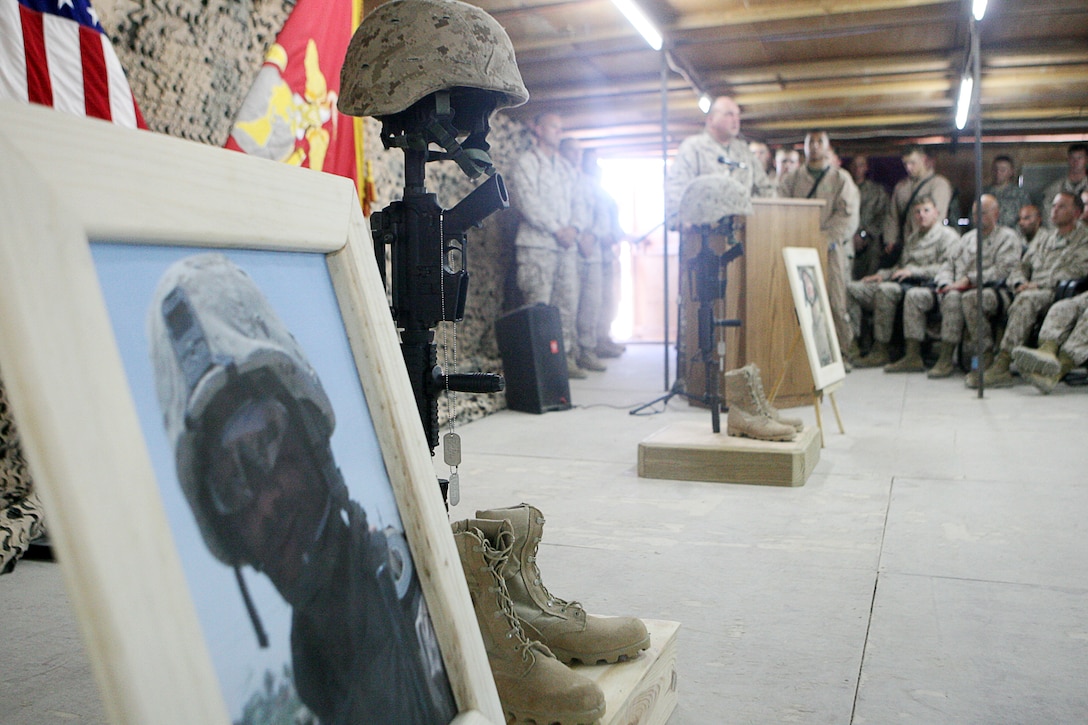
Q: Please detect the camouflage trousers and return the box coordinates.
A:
[998,288,1055,353]
[516,245,580,357]
[577,256,602,352]
[827,243,852,354]
[901,287,933,341]
[847,280,903,344]
[1039,290,1088,365]
[597,246,620,343]
[960,287,1010,353]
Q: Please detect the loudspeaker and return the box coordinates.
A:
[495,303,572,414]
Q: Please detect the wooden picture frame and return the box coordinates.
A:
[782,246,847,392]
[0,101,501,725]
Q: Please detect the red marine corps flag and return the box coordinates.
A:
[225,0,375,214]
[0,0,145,128]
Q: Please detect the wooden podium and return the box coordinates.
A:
[681,198,825,410]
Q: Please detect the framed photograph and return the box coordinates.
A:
[782,246,847,392]
[0,101,501,725]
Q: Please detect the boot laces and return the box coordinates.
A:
[529,517,584,615]
[482,533,536,660]
[748,366,777,417]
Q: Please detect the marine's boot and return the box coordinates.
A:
[577,349,607,372]
[843,338,861,364]
[967,349,1014,388]
[724,365,796,441]
[1012,340,1061,378]
[1020,348,1075,395]
[451,519,606,725]
[926,341,957,378]
[475,504,651,665]
[566,355,588,380]
[884,339,925,373]
[596,339,626,358]
[854,340,890,368]
[740,363,803,432]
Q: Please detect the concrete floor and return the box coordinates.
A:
[3,341,1087,724]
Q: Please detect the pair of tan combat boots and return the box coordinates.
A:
[724,363,803,442]
[452,504,651,725]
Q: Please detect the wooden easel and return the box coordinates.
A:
[769,328,845,447]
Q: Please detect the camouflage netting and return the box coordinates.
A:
[0,377,46,574]
[102,0,298,145]
[99,0,536,426]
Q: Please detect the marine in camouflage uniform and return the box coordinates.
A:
[778,131,860,356]
[983,155,1032,230]
[849,195,960,367]
[905,195,1022,377]
[559,137,606,372]
[509,114,584,376]
[1011,290,1088,393]
[969,191,1088,388]
[666,96,774,227]
[584,149,626,358]
[882,146,954,266]
[849,155,890,280]
[1040,144,1088,229]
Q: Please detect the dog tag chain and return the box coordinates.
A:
[440,211,461,506]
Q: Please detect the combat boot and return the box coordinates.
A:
[475,504,651,666]
[566,356,588,380]
[596,339,626,358]
[854,340,890,368]
[884,339,925,373]
[926,341,957,378]
[739,363,803,432]
[1012,340,1061,378]
[968,349,1014,388]
[576,349,607,372]
[451,519,606,725]
[843,338,861,364]
[724,365,797,441]
[1020,349,1075,395]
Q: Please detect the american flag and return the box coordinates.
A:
[0,0,145,128]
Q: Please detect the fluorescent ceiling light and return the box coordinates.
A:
[698,94,712,113]
[972,0,988,21]
[955,76,973,130]
[611,0,663,51]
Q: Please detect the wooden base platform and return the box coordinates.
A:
[637,421,820,487]
[570,619,680,725]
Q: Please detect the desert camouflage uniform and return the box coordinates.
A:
[589,177,623,345]
[984,183,1032,230]
[778,163,860,351]
[847,222,959,345]
[1041,176,1088,229]
[510,145,580,352]
[665,132,774,225]
[882,171,955,256]
[996,224,1088,353]
[1037,290,1088,366]
[570,168,602,356]
[853,178,890,279]
[909,224,1021,348]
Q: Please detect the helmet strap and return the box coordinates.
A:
[234,566,269,648]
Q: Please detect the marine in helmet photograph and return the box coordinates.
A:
[799,264,837,369]
[92,245,456,725]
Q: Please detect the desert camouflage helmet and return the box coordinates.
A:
[679,174,754,227]
[147,253,335,565]
[339,0,529,118]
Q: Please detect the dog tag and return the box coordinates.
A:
[448,471,460,506]
[443,432,462,466]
